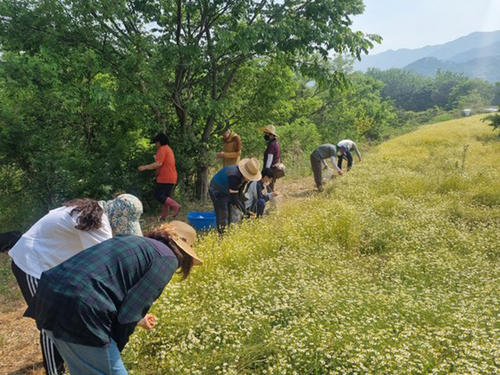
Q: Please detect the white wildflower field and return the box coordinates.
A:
[124,116,500,374]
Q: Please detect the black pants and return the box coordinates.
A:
[11,261,65,375]
[209,190,242,234]
[154,183,175,205]
[337,151,353,170]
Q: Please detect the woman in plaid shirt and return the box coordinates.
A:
[25,221,202,375]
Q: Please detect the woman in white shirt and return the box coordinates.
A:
[9,194,143,375]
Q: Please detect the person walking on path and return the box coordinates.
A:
[138,132,181,219]
[215,129,242,166]
[24,221,202,375]
[244,168,279,217]
[260,125,282,191]
[310,144,345,192]
[336,139,362,171]
[9,194,143,375]
[209,158,262,233]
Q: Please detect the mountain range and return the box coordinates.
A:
[354,30,500,82]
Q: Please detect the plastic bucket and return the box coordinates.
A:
[187,212,217,231]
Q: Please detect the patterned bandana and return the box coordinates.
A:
[100,194,143,236]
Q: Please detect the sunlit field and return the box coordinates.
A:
[124,115,500,374]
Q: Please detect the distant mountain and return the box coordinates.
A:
[447,40,500,63]
[405,56,500,83]
[355,30,500,72]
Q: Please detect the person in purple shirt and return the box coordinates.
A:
[260,125,282,191]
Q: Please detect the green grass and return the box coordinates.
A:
[123,115,500,374]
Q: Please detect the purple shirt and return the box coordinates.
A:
[264,139,281,167]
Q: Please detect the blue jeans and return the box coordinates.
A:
[44,330,128,375]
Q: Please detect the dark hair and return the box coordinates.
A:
[145,230,193,279]
[261,167,274,179]
[152,132,170,146]
[63,199,104,231]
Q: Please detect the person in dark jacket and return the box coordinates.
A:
[209,158,262,233]
[24,221,202,375]
[260,125,282,191]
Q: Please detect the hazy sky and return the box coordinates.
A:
[353,0,500,55]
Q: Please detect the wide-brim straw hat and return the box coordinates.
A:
[238,158,262,181]
[168,221,202,265]
[259,125,278,137]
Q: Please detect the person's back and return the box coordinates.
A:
[314,144,337,160]
[222,132,242,166]
[25,235,178,350]
[209,164,242,196]
[9,206,112,279]
[244,181,260,210]
[156,144,177,184]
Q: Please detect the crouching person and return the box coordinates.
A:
[245,168,279,217]
[24,221,202,375]
[209,158,262,234]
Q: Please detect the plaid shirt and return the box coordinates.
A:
[25,235,178,350]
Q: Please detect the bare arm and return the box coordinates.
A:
[138,162,162,171]
[330,157,343,174]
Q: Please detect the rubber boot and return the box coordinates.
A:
[164,197,181,219]
[160,201,170,219]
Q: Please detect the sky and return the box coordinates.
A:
[352,0,500,55]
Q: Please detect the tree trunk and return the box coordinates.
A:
[196,164,209,201]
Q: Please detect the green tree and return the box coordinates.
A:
[481,114,500,136]
[1,0,380,199]
[449,78,493,111]
[366,68,433,111]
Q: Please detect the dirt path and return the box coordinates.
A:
[0,304,44,374]
[0,175,319,374]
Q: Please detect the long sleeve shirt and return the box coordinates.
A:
[245,180,273,210]
[222,133,242,166]
[337,139,361,160]
[312,144,342,173]
[264,139,281,168]
[25,235,178,351]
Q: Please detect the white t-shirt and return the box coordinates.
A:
[9,206,112,279]
[337,139,361,159]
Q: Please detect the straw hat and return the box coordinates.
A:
[259,125,278,137]
[168,221,202,265]
[238,158,262,181]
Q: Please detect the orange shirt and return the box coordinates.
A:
[155,145,177,184]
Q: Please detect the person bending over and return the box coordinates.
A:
[209,158,262,233]
[336,139,362,171]
[24,221,202,375]
[310,144,344,192]
[9,194,143,375]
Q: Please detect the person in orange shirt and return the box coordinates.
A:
[138,132,181,219]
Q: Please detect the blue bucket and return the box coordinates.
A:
[187,212,216,231]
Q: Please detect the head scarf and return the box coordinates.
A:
[100,194,143,236]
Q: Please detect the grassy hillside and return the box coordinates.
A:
[126,115,500,374]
